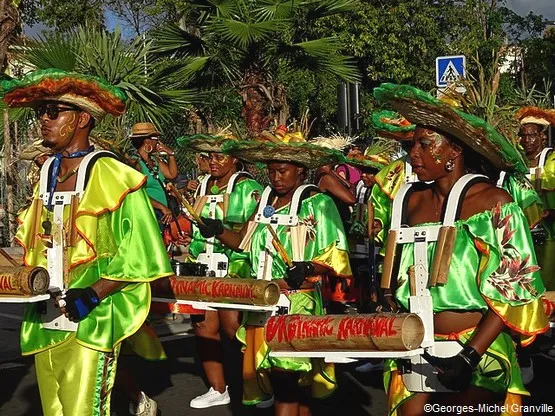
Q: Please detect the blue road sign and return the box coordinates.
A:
[436,55,466,87]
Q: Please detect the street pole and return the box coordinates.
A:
[3,108,14,246]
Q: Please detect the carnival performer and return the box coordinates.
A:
[176,133,263,409]
[373,83,549,416]
[195,130,353,416]
[310,135,359,312]
[342,140,392,311]
[369,110,417,246]
[1,69,173,416]
[514,107,555,291]
[129,122,178,226]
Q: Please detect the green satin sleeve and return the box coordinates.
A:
[226,179,263,225]
[189,178,262,278]
[249,193,352,279]
[500,172,544,228]
[102,188,174,281]
[371,184,392,245]
[394,202,548,343]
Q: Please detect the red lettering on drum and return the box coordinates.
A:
[337,316,397,340]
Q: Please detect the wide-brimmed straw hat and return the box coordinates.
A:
[130,122,161,138]
[372,110,415,141]
[222,128,345,169]
[1,69,126,121]
[346,138,394,171]
[373,83,528,174]
[515,106,555,127]
[177,134,236,153]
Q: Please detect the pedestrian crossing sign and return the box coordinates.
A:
[436,55,465,87]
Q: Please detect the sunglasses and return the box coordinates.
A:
[35,104,80,120]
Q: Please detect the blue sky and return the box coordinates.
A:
[24,0,555,37]
[505,0,554,20]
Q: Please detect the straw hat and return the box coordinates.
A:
[1,69,126,121]
[130,122,161,138]
[177,125,239,153]
[373,83,528,174]
[222,129,345,169]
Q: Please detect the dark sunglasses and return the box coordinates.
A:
[34,104,80,120]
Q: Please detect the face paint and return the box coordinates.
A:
[422,131,444,164]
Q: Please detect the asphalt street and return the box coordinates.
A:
[1,302,555,416]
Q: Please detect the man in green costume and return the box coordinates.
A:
[2,69,173,416]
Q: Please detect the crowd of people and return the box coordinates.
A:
[2,68,554,416]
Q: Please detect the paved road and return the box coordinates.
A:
[1,304,554,416]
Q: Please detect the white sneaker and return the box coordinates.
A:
[129,392,158,416]
[256,396,274,409]
[520,364,534,385]
[355,361,384,373]
[190,386,231,409]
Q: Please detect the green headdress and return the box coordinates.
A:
[1,69,127,121]
[373,83,528,174]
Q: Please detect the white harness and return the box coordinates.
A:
[390,174,488,392]
[38,150,114,331]
[254,185,319,280]
[527,147,552,181]
[196,172,253,277]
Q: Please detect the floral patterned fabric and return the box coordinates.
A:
[394,202,548,344]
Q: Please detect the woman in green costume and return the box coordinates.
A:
[373,84,549,416]
[2,69,173,416]
[195,129,353,416]
[177,133,263,409]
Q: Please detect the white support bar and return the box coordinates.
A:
[0,294,50,303]
[151,297,278,312]
[270,348,424,363]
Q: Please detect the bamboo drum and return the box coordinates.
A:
[151,276,280,306]
[429,226,456,286]
[265,313,424,352]
[381,230,398,289]
[0,266,50,296]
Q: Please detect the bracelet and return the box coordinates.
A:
[168,153,175,156]
[460,345,482,368]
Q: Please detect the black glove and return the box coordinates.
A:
[285,261,315,290]
[62,287,100,322]
[197,217,224,238]
[426,345,481,391]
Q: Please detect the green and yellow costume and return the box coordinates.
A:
[188,177,263,278]
[237,192,352,405]
[222,131,351,405]
[4,69,173,416]
[16,158,173,415]
[385,202,549,415]
[373,84,549,416]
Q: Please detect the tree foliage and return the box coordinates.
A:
[150,0,360,136]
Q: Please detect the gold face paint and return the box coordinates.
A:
[59,113,77,139]
[209,153,230,165]
[422,131,444,164]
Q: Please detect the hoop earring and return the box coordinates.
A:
[144,144,153,154]
[445,159,455,172]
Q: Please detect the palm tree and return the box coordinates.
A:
[9,25,200,146]
[151,0,360,136]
